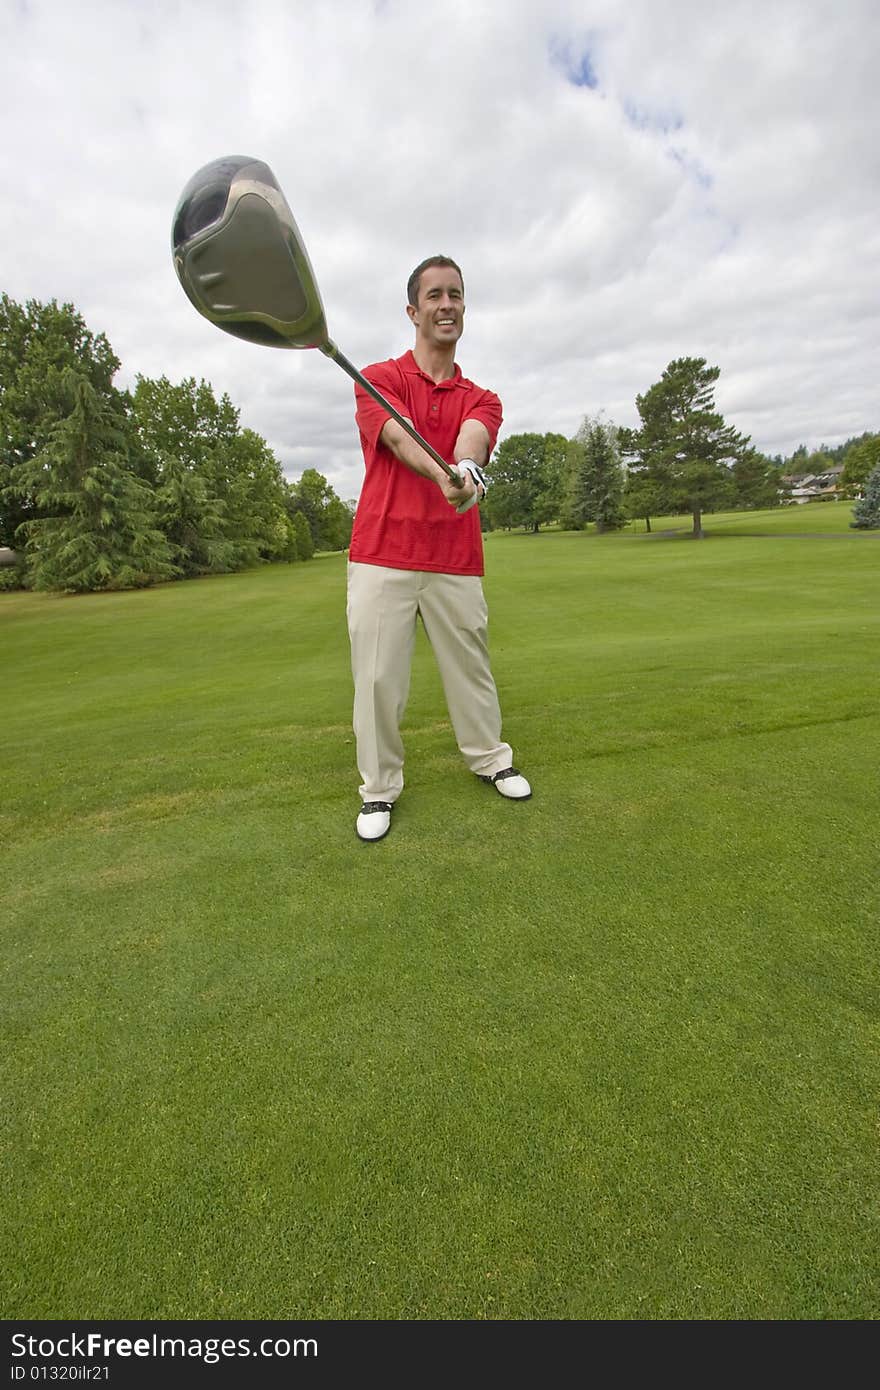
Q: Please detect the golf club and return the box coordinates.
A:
[171,156,464,486]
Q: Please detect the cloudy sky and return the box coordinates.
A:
[2,0,877,500]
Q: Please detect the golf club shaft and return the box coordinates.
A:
[321,342,463,486]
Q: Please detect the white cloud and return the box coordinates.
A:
[1,0,877,499]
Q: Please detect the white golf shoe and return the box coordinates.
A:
[479,767,532,800]
[356,801,392,842]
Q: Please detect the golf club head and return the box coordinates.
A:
[172,156,329,348]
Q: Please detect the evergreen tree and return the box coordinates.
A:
[618,357,749,538]
[12,369,175,592]
[784,445,811,476]
[1,294,124,549]
[155,455,235,576]
[730,448,783,509]
[565,416,626,532]
[850,463,880,529]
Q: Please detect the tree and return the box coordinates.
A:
[841,435,880,499]
[850,463,880,529]
[275,512,299,562]
[154,455,235,576]
[130,376,288,571]
[321,494,354,551]
[730,448,783,510]
[11,369,174,592]
[287,467,332,546]
[483,432,567,532]
[286,468,353,551]
[291,509,314,559]
[286,468,352,551]
[564,416,626,532]
[623,472,666,533]
[220,428,290,564]
[618,357,749,538]
[130,375,238,572]
[130,375,238,473]
[1,294,123,549]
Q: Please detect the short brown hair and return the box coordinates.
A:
[407,255,464,308]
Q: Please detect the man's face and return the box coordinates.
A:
[407,265,465,348]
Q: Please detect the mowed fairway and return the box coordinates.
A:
[3,503,878,1320]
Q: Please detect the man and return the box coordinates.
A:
[347,255,531,842]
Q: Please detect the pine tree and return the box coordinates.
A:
[850,463,880,530]
[619,357,749,538]
[730,448,782,510]
[1,294,123,549]
[565,416,626,532]
[12,369,175,592]
[154,455,236,576]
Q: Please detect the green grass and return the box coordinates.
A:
[625,498,860,535]
[2,508,879,1320]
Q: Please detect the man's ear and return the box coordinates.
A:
[406,302,418,326]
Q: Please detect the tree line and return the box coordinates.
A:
[483,358,880,538]
[0,294,353,592]
[3,298,878,596]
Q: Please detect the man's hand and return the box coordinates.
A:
[439,468,478,512]
[441,459,488,513]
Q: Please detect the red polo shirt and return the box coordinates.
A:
[349,350,503,576]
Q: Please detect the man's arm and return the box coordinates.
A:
[453,418,491,470]
[379,418,477,509]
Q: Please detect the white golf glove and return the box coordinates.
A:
[455,458,487,514]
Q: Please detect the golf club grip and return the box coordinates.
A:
[322,343,463,486]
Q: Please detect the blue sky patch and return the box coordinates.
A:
[550,37,600,90]
[624,101,684,136]
[568,51,599,89]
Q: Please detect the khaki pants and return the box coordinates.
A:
[347,561,513,802]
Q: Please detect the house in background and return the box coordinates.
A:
[780,464,845,503]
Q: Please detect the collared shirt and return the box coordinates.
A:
[349,350,503,576]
